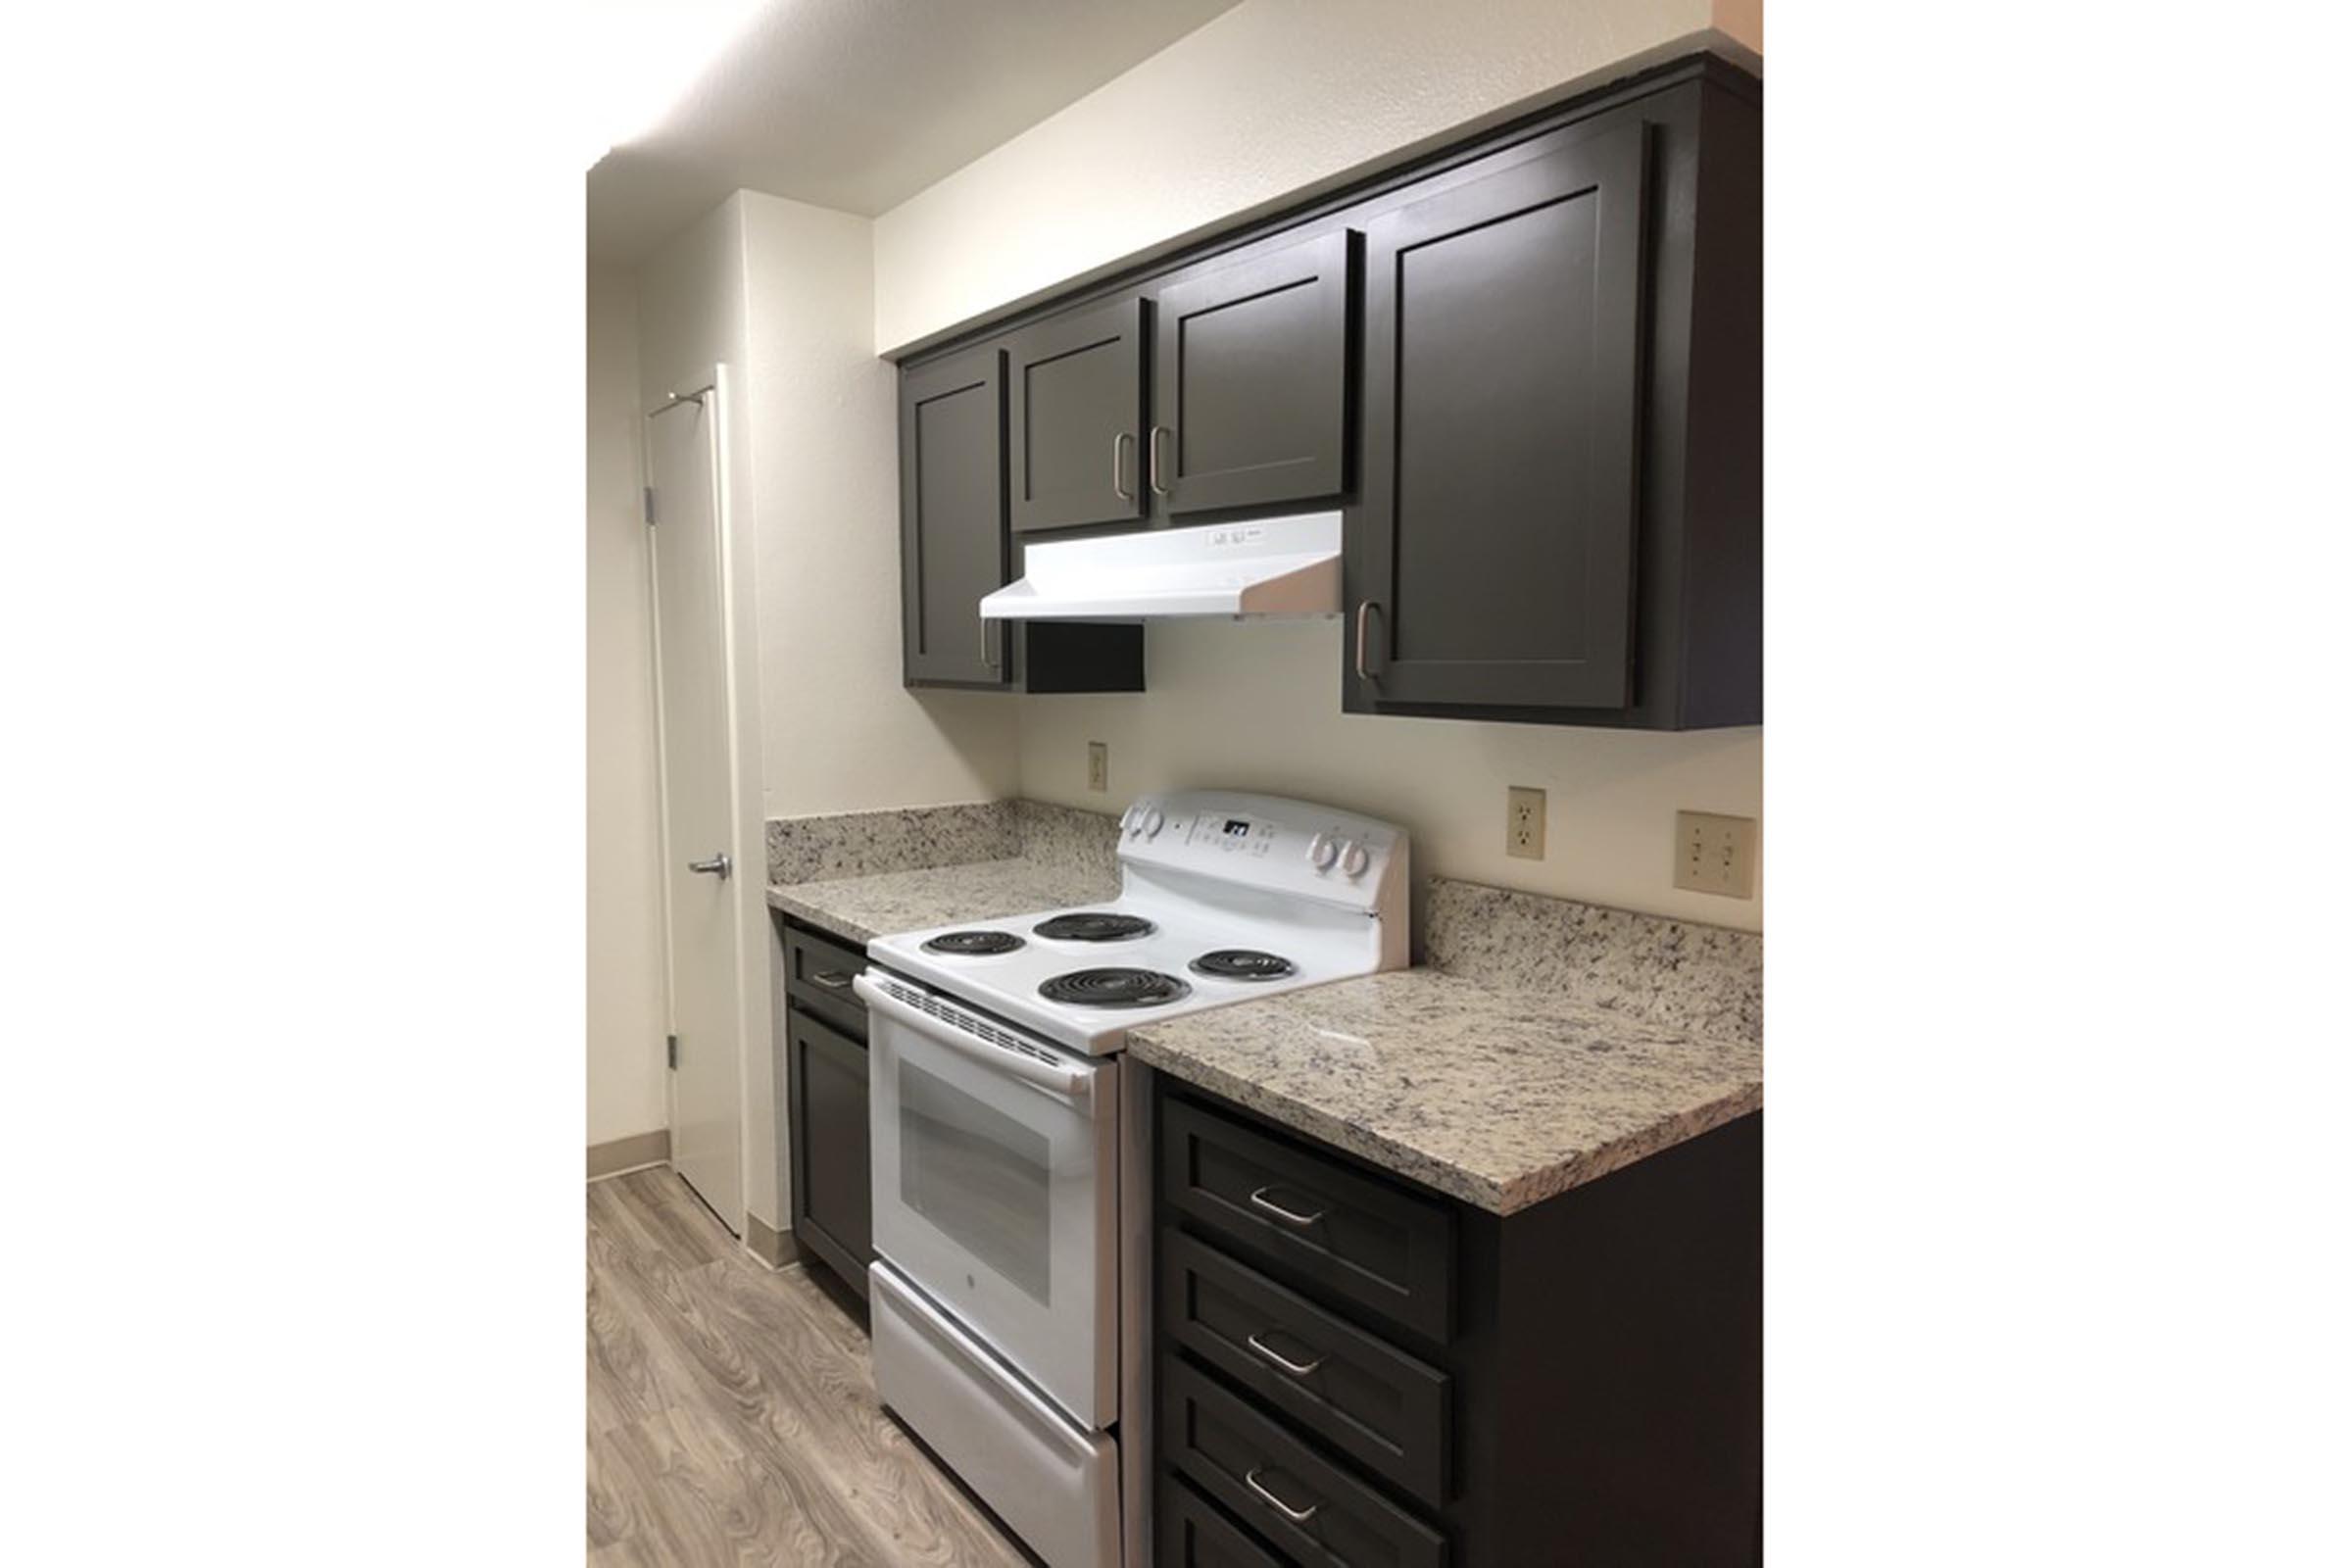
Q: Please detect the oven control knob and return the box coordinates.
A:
[1142,808,1164,838]
[1307,832,1339,870]
[1119,805,1139,836]
[1341,841,1371,878]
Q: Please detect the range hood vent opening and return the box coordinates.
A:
[979,512,1342,621]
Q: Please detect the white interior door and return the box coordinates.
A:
[647,384,743,1230]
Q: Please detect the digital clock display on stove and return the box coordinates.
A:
[1222,817,1250,837]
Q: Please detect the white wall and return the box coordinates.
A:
[873,0,1762,351]
[737,191,1020,819]
[585,264,669,1146]
[1021,624,1762,932]
[876,0,1765,930]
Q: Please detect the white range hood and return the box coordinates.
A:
[979,512,1341,620]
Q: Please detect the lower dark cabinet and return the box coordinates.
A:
[786,1001,870,1297]
[1156,1081,1762,1567]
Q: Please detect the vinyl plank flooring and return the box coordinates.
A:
[585,1169,1033,1568]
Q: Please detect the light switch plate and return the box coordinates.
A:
[1674,810,1757,898]
[1506,786,1546,860]
[1086,741,1108,793]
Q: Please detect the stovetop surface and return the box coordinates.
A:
[868,894,1369,1055]
[865,790,1410,1055]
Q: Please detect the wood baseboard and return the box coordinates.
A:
[586,1128,670,1181]
[744,1212,802,1269]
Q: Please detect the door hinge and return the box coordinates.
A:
[665,1033,678,1070]
[643,486,657,527]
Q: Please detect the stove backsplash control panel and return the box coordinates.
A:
[1117,790,1406,909]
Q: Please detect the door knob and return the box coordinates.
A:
[688,853,732,879]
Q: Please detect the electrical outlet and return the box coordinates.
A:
[1674,810,1757,898]
[1506,786,1546,860]
[1086,741,1108,793]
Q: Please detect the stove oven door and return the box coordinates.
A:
[857,969,1117,1429]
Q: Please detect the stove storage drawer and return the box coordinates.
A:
[1160,1353,1448,1568]
[1157,1470,1293,1568]
[1160,1095,1455,1346]
[782,920,866,1039]
[1160,1227,1451,1508]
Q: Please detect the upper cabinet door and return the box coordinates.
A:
[1353,117,1652,711]
[900,345,1011,686]
[1151,230,1354,515]
[1006,298,1147,534]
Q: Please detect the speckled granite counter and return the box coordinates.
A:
[767,856,1118,945]
[1126,878,1761,1216]
[1126,973,1758,1214]
[764,799,1120,945]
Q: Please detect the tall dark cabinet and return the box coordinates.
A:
[1352,121,1649,712]
[898,345,1009,688]
[1347,76,1761,728]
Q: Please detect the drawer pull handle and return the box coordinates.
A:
[1248,1185,1326,1228]
[1246,1332,1325,1377]
[810,970,853,990]
[1245,1467,1320,1525]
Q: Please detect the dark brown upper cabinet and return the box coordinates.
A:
[1007,298,1148,534]
[890,54,1758,728]
[1352,120,1649,712]
[1149,229,1354,515]
[1347,75,1760,729]
[899,345,1010,687]
[899,342,1145,693]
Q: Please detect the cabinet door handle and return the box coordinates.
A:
[1244,1467,1320,1524]
[687,854,731,879]
[1353,601,1382,682]
[1148,423,1171,496]
[979,618,999,670]
[1246,1332,1326,1377]
[1248,1185,1326,1228]
[809,969,853,991]
[1111,430,1135,501]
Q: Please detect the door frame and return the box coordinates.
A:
[642,363,771,1238]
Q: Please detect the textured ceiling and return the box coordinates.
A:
[587,0,1240,264]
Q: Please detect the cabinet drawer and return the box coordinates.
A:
[1157,1469,1292,1568]
[1161,1096,1454,1345]
[1161,1355,1446,1568]
[782,922,866,1038]
[1161,1229,1449,1507]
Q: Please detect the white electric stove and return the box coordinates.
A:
[852,790,1409,1568]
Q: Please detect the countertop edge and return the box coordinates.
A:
[764,885,876,945]
[1129,1011,1763,1217]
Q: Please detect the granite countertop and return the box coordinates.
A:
[1125,965,1761,1217]
[767,857,1118,946]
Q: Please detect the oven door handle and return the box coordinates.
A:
[854,971,1094,1105]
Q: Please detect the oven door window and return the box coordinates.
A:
[898,1060,1054,1304]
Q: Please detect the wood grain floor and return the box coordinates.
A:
[586,1168,1034,1567]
